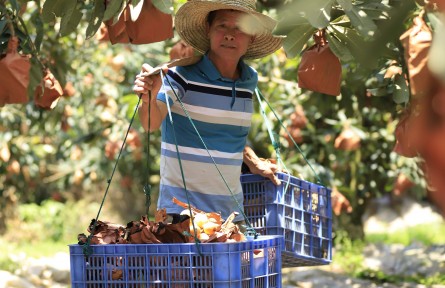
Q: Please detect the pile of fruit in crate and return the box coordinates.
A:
[77,197,247,245]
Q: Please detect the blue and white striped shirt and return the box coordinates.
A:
[156,55,258,221]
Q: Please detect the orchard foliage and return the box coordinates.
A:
[0,0,437,236]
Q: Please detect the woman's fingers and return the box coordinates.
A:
[141,63,153,73]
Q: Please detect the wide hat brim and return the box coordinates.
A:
[175,1,285,60]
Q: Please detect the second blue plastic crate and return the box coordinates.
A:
[241,172,332,267]
[70,235,283,288]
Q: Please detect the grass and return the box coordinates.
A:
[364,222,445,246]
[332,222,445,286]
[0,199,122,272]
[0,237,69,271]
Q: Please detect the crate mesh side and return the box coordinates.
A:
[70,235,282,287]
[241,172,332,267]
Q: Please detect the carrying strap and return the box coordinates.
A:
[144,92,152,219]
[83,95,144,256]
[255,88,325,187]
[160,71,202,249]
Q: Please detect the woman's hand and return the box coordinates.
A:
[133,63,167,103]
[243,146,281,185]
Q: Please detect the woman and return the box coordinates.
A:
[133,0,285,222]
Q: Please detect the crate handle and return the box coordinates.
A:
[254,88,326,187]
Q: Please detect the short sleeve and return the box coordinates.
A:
[157,71,184,107]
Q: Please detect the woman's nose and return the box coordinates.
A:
[224,34,235,41]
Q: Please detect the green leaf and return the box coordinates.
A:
[31,10,44,52]
[41,0,58,22]
[326,30,354,62]
[59,2,83,37]
[86,0,105,39]
[275,15,308,35]
[152,0,173,15]
[282,19,316,58]
[367,87,389,97]
[356,2,391,20]
[103,0,124,21]
[336,0,352,12]
[27,58,44,98]
[345,6,377,38]
[393,74,409,104]
[276,0,333,30]
[60,9,83,37]
[41,0,65,23]
[0,19,7,34]
[111,2,127,25]
[305,0,334,29]
[330,25,371,65]
[9,0,20,12]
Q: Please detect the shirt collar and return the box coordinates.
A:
[197,54,252,82]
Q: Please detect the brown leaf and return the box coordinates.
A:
[141,224,162,244]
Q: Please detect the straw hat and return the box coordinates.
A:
[174,0,285,59]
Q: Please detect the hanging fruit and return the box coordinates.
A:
[394,98,430,158]
[290,105,308,128]
[96,23,110,43]
[431,86,445,116]
[63,81,76,97]
[331,187,353,216]
[334,126,361,151]
[0,36,31,106]
[6,159,21,176]
[393,111,418,158]
[283,125,303,146]
[105,0,173,45]
[421,121,445,171]
[105,140,123,160]
[297,30,342,96]
[34,69,64,109]
[0,143,11,162]
[399,12,438,98]
[393,173,414,196]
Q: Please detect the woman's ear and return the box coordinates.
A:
[206,22,210,38]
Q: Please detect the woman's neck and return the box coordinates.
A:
[208,52,240,80]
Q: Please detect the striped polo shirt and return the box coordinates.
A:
[156,55,258,221]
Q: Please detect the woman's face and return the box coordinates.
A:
[206,10,254,61]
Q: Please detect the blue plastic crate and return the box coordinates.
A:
[69,235,283,288]
[241,172,332,267]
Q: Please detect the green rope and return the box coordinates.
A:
[254,88,290,175]
[161,72,259,239]
[255,88,325,187]
[83,96,143,256]
[160,71,203,251]
[144,92,152,220]
[254,88,293,195]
